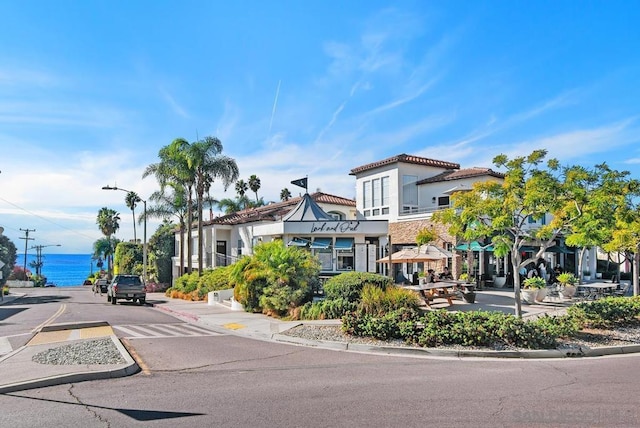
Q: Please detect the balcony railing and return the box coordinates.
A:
[399,205,450,217]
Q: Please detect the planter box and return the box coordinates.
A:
[522,289,538,304]
[560,285,577,299]
[493,276,506,288]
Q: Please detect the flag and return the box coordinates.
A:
[291,177,308,190]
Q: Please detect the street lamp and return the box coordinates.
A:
[102,185,147,282]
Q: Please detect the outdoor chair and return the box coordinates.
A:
[575,287,597,301]
[613,282,631,297]
[545,283,560,301]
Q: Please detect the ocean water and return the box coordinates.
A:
[18,254,102,287]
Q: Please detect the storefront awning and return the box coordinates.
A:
[310,238,332,249]
[287,237,308,247]
[335,238,354,250]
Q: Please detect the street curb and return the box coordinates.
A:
[40,321,110,332]
[273,329,640,359]
[0,336,139,394]
[151,299,640,360]
[152,302,200,322]
[0,293,26,305]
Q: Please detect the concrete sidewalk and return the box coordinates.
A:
[0,288,634,394]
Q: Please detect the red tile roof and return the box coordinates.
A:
[349,153,460,175]
[416,167,504,184]
[207,192,355,226]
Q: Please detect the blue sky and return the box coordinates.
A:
[0,0,639,254]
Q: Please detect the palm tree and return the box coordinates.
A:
[185,136,239,275]
[141,185,189,275]
[125,191,142,242]
[143,138,195,273]
[248,175,261,202]
[218,197,246,214]
[235,179,248,198]
[280,188,292,201]
[96,207,120,279]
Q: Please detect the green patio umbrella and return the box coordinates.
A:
[454,241,494,252]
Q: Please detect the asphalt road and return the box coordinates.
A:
[1,287,639,427]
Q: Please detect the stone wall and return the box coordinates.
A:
[6,280,34,288]
[388,220,463,278]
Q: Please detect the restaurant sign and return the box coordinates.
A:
[310,221,360,233]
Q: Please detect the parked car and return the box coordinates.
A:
[107,274,146,305]
[44,283,56,287]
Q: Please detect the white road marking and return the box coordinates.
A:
[113,323,223,339]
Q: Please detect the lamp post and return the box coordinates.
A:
[102,185,147,282]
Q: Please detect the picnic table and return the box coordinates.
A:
[403,282,460,307]
[577,282,617,300]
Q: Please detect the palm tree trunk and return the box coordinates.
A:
[132,208,137,242]
[197,192,204,275]
[179,226,185,275]
[186,193,193,273]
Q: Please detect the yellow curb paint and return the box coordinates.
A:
[27,326,115,346]
[28,330,71,346]
[223,323,246,330]
[80,326,114,339]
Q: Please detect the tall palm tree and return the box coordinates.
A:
[141,185,189,275]
[185,136,239,275]
[143,138,195,272]
[280,188,292,201]
[125,191,142,242]
[96,207,120,279]
[248,174,261,202]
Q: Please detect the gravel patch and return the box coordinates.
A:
[32,338,127,365]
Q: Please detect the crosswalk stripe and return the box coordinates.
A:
[0,337,12,355]
[113,323,221,339]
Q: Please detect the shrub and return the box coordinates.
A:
[230,241,319,316]
[342,308,420,341]
[532,314,580,338]
[359,284,421,317]
[523,276,546,289]
[323,272,392,302]
[556,272,577,286]
[567,296,640,328]
[173,272,199,294]
[343,309,561,349]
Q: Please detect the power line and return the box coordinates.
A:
[0,196,98,242]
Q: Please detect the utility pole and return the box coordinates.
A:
[19,228,35,276]
[30,244,61,277]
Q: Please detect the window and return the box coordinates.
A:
[363,181,372,209]
[336,238,354,271]
[402,175,418,211]
[363,176,389,216]
[372,178,381,207]
[327,211,344,220]
[527,215,546,225]
[381,177,389,206]
[237,239,243,256]
[438,196,450,207]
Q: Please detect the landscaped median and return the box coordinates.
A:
[166,266,640,358]
[278,296,640,358]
